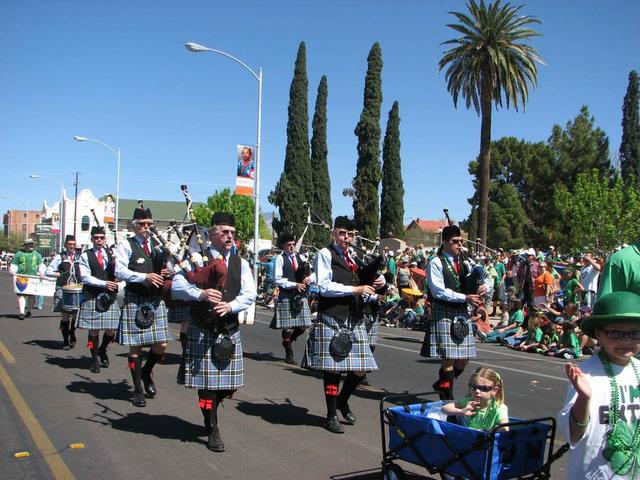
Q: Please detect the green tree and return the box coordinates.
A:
[194,188,269,244]
[353,42,383,240]
[0,233,24,253]
[380,101,404,239]
[310,75,332,246]
[620,70,640,185]
[553,170,640,254]
[439,0,543,247]
[269,42,311,240]
[487,182,529,248]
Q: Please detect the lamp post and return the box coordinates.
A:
[2,195,29,239]
[29,175,65,250]
[73,136,121,243]
[185,41,263,286]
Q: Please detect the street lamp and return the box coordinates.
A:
[185,41,263,286]
[30,174,65,250]
[2,195,29,239]
[73,136,121,243]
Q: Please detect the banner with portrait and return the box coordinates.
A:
[235,145,255,196]
[103,194,116,223]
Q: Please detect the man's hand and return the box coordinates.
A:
[465,294,483,306]
[145,273,164,288]
[354,285,376,296]
[373,275,386,289]
[214,302,231,317]
[296,283,306,292]
[477,284,488,297]
[303,276,312,285]
[161,268,174,278]
[199,289,223,304]
[105,281,119,291]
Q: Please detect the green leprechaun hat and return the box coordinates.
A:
[580,291,640,337]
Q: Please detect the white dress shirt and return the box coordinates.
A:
[427,252,466,303]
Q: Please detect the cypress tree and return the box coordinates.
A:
[380,101,404,239]
[352,42,383,240]
[268,42,311,240]
[620,70,640,185]
[310,75,332,246]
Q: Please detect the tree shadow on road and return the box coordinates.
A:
[243,350,282,362]
[44,353,92,370]
[24,339,65,350]
[66,374,132,401]
[235,397,326,427]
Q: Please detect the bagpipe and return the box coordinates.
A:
[442,208,487,295]
[89,208,119,312]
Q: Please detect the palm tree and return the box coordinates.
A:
[439,0,543,247]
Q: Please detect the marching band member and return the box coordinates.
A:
[114,205,173,407]
[172,212,256,453]
[420,224,485,400]
[302,216,384,434]
[77,226,120,373]
[270,233,313,364]
[46,235,81,349]
[10,238,45,320]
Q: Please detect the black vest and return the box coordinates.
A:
[125,237,158,296]
[281,253,301,286]
[191,253,243,334]
[430,253,469,306]
[83,248,115,295]
[56,250,82,287]
[317,245,362,321]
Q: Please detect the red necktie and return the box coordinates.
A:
[344,249,357,273]
[453,257,460,274]
[97,249,104,269]
[291,254,298,271]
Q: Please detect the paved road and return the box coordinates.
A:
[0,272,573,479]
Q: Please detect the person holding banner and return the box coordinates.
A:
[46,235,82,349]
[10,238,45,320]
[172,212,256,453]
[77,226,120,373]
[270,233,313,364]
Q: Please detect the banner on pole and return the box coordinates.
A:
[13,275,57,297]
[235,145,255,196]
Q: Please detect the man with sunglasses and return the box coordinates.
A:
[421,224,486,400]
[270,233,313,364]
[172,211,256,453]
[115,206,173,408]
[302,216,384,434]
[77,226,120,373]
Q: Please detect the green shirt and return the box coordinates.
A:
[598,241,640,298]
[560,332,581,357]
[510,309,524,326]
[563,278,580,304]
[11,250,43,275]
[529,327,543,343]
[494,262,506,286]
[459,396,509,431]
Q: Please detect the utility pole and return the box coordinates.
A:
[72,171,80,237]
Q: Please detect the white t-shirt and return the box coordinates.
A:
[557,355,640,479]
[580,265,600,293]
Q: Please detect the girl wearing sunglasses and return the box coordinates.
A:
[441,367,509,431]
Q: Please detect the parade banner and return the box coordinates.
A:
[12,275,57,297]
[235,145,255,196]
[103,194,115,223]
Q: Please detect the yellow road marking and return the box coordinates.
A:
[0,339,16,364]
[0,362,75,479]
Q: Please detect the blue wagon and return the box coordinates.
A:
[380,392,569,480]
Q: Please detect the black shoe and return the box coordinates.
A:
[89,360,101,373]
[141,369,157,397]
[98,349,109,368]
[325,416,345,434]
[26,311,32,318]
[284,348,296,365]
[432,380,452,401]
[62,343,71,351]
[337,402,357,425]
[207,426,225,452]
[18,314,24,320]
[132,391,146,407]
[177,362,185,385]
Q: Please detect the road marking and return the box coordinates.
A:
[0,338,16,364]
[0,362,75,479]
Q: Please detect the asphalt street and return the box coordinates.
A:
[0,272,573,479]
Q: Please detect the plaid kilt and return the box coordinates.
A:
[184,325,243,390]
[364,313,379,346]
[116,292,173,346]
[168,303,191,324]
[301,313,378,372]
[420,301,476,359]
[269,291,313,329]
[77,291,121,330]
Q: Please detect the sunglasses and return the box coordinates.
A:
[93,235,106,239]
[137,222,154,227]
[449,239,463,244]
[468,383,495,393]
[600,329,640,340]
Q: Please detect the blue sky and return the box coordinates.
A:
[1,1,638,227]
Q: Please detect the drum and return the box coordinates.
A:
[61,284,83,311]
